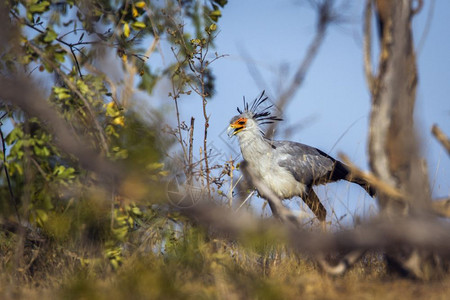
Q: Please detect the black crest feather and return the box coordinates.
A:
[236,90,282,124]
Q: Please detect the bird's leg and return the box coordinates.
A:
[303,189,327,230]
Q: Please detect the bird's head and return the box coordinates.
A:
[227,91,282,137]
[227,113,256,136]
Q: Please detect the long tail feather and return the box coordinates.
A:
[330,161,376,197]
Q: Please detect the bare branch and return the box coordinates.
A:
[0,117,20,223]
[187,117,195,184]
[339,153,405,200]
[432,124,450,155]
[265,1,331,138]
[363,0,375,93]
[431,197,450,218]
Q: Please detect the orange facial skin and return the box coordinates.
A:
[228,117,247,135]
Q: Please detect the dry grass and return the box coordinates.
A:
[1,225,450,300]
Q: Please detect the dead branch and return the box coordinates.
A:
[265,0,332,138]
[178,196,450,257]
[187,117,195,185]
[339,153,405,200]
[363,0,375,93]
[432,124,450,155]
[431,197,450,218]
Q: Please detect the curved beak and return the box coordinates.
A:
[227,123,244,137]
[227,118,246,137]
[227,125,236,137]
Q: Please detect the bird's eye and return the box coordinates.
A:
[238,120,246,125]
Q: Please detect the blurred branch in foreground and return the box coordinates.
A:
[265,0,337,138]
[177,195,450,259]
[0,74,119,180]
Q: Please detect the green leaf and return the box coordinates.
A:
[58,92,71,100]
[76,79,89,95]
[35,209,49,228]
[54,87,69,94]
[43,28,57,43]
[131,21,146,30]
[209,9,222,22]
[5,127,23,145]
[130,206,142,216]
[53,165,76,180]
[123,23,130,38]
[54,87,71,100]
[29,1,50,13]
[209,23,217,31]
[106,105,120,117]
[105,125,119,138]
[54,49,66,62]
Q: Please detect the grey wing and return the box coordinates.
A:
[273,141,336,186]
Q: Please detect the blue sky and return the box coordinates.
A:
[169,0,449,223]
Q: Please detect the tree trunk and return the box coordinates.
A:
[369,0,438,279]
[370,0,430,215]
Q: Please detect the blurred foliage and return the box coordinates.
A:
[0,0,233,293]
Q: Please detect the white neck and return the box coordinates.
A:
[237,127,271,163]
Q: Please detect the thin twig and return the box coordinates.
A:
[363,0,375,93]
[199,147,205,188]
[236,190,255,212]
[31,157,48,180]
[173,96,189,168]
[69,46,83,78]
[0,114,21,223]
[200,66,211,198]
[167,13,216,198]
[227,159,234,208]
[10,11,95,78]
[187,117,195,184]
